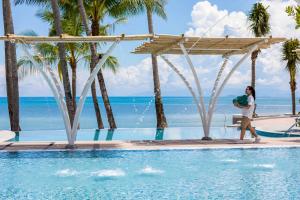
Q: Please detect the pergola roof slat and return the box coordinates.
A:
[0,34,286,55]
[133,35,285,55]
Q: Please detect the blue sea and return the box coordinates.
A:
[0,96,297,131]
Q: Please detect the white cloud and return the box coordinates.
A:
[183,0,299,96]
[103,56,196,96]
[186,1,251,37]
[257,76,283,86]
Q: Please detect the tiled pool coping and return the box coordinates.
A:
[1,138,300,151]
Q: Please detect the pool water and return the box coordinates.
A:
[0,148,299,199]
[10,127,249,142]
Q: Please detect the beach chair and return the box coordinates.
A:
[285,116,300,134]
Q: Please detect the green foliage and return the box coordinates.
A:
[248,3,271,37]
[285,5,300,29]
[282,38,300,81]
[117,0,167,19]
[16,0,123,76]
[17,30,58,80]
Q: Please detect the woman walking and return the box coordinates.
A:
[235,86,261,142]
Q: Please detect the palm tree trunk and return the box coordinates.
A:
[251,50,259,88]
[91,80,104,129]
[2,0,21,131]
[96,69,116,129]
[146,8,167,128]
[77,0,105,129]
[90,18,117,129]
[251,50,259,117]
[50,0,75,126]
[290,80,296,115]
[69,51,77,109]
[71,64,77,109]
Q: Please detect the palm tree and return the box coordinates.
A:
[145,0,168,128]
[248,3,271,89]
[2,0,21,131]
[50,0,75,126]
[18,6,120,129]
[80,0,129,129]
[286,5,300,29]
[38,7,91,110]
[15,0,104,130]
[119,0,168,128]
[282,39,300,115]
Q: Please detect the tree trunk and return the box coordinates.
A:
[251,50,259,89]
[2,0,21,131]
[50,0,75,126]
[290,80,296,115]
[147,8,167,128]
[91,81,104,129]
[77,0,105,129]
[90,17,117,129]
[70,63,77,109]
[97,69,116,129]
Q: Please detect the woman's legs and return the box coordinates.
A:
[240,117,249,140]
[248,123,258,138]
[240,128,247,140]
[240,117,259,140]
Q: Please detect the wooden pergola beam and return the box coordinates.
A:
[133,35,285,55]
[0,34,154,43]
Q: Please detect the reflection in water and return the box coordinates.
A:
[106,129,115,141]
[14,132,20,142]
[93,130,100,141]
[155,128,164,140]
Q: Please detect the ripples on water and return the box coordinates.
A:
[0,148,299,199]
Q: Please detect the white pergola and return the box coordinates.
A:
[133,34,285,140]
[0,34,285,144]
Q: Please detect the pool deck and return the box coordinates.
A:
[252,115,298,133]
[1,116,300,151]
[1,137,300,151]
[0,130,15,142]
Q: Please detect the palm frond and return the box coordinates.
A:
[17,55,45,80]
[99,17,127,35]
[14,0,48,6]
[80,54,119,73]
[282,39,300,77]
[101,55,119,73]
[145,0,167,19]
[248,3,271,37]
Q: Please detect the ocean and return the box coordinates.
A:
[0,96,297,131]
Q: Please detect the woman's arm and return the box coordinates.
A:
[235,103,250,109]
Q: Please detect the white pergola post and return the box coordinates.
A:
[20,39,120,146]
[205,44,260,135]
[160,55,205,126]
[70,39,120,144]
[160,40,267,140]
[206,56,229,133]
[21,44,72,143]
[179,42,209,138]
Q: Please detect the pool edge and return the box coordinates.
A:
[1,138,300,151]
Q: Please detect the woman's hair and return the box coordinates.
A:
[247,86,256,100]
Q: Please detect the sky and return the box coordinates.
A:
[0,0,299,97]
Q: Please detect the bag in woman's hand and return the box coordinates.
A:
[232,95,248,106]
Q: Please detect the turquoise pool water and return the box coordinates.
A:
[0,148,299,199]
[10,127,250,141]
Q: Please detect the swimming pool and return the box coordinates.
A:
[10,127,249,142]
[0,148,299,199]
